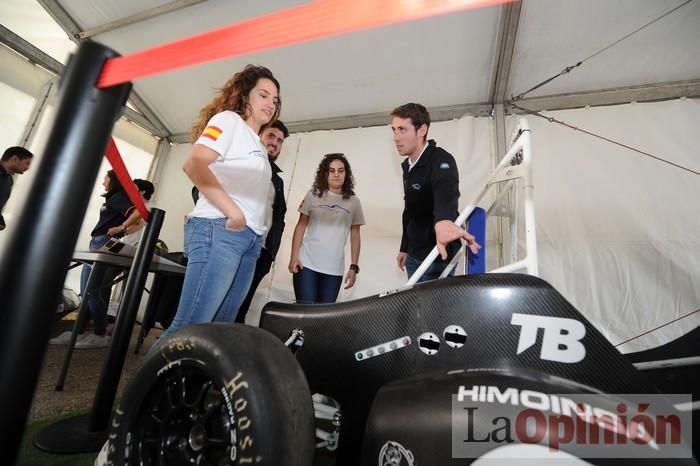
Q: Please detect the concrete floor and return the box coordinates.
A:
[28,314,162,421]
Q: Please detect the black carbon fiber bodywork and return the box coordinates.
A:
[361,367,695,465]
[260,274,684,463]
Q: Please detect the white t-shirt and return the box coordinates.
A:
[189,111,272,236]
[298,190,365,276]
[408,142,429,171]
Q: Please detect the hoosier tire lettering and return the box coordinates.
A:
[106,323,315,465]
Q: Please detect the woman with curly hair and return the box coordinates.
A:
[161,65,281,339]
[289,153,364,304]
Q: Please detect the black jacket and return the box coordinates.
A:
[91,191,133,237]
[0,163,12,214]
[400,139,460,262]
[265,158,286,260]
[0,164,11,230]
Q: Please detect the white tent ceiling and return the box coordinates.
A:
[2,0,698,139]
[87,0,501,135]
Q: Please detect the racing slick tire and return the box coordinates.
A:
[107,323,315,466]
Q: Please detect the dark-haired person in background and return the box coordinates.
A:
[235,120,289,324]
[390,103,480,283]
[50,170,134,348]
[107,178,155,246]
[104,178,156,317]
[0,146,33,231]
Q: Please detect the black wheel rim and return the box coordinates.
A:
[126,359,236,466]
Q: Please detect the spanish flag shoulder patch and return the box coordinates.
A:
[202,125,223,141]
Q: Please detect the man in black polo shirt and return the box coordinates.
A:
[0,146,33,231]
[391,103,480,282]
[235,120,290,323]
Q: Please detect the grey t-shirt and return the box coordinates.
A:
[298,190,365,276]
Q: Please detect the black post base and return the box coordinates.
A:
[33,413,107,454]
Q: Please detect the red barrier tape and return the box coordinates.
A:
[97,0,510,88]
[106,138,150,221]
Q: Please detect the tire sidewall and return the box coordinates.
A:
[108,323,314,465]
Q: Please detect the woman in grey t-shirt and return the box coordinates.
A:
[289,153,365,303]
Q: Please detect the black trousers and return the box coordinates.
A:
[235,247,273,324]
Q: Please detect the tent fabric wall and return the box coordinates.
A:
[155,100,700,350]
[0,81,35,156]
[508,98,700,352]
[1,0,76,65]
[0,45,53,99]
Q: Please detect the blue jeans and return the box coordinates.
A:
[405,254,455,283]
[292,267,343,304]
[79,235,119,335]
[161,217,262,339]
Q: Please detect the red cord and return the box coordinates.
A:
[106,138,149,221]
[97,0,510,88]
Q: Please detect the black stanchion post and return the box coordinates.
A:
[34,209,166,453]
[54,264,109,391]
[0,41,131,464]
[89,208,165,431]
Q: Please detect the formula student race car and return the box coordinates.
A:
[105,273,699,465]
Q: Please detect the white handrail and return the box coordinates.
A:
[405,118,537,285]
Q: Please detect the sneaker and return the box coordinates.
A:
[49,331,84,346]
[75,334,110,349]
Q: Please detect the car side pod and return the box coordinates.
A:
[259,274,693,464]
[106,323,315,466]
[361,367,696,465]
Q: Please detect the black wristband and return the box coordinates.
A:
[349,264,359,274]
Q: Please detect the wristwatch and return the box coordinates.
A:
[349,264,360,274]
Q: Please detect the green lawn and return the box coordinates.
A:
[18,412,96,466]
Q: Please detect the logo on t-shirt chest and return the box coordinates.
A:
[318,203,351,214]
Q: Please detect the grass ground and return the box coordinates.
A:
[18,412,96,466]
